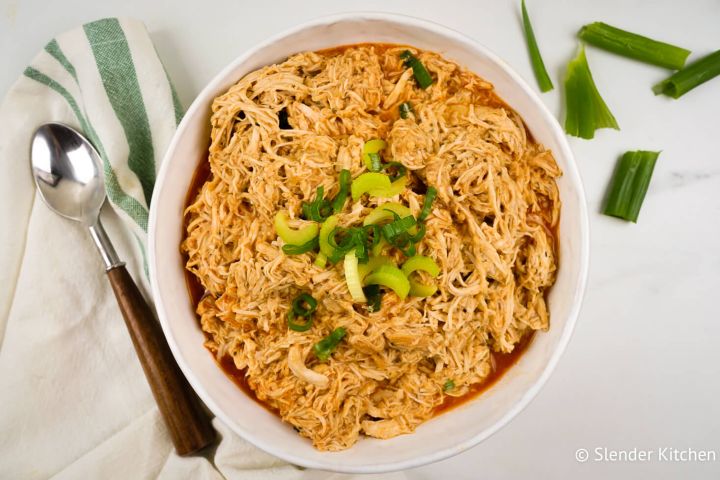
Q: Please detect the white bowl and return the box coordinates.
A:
[149,12,589,473]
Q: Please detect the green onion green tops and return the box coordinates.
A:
[603,151,659,223]
[399,102,414,119]
[443,379,455,391]
[653,50,720,99]
[287,293,318,331]
[400,50,433,89]
[564,45,619,139]
[521,0,554,92]
[578,22,691,70]
[313,327,347,361]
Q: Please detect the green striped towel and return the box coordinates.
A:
[0,17,311,478]
[23,17,183,278]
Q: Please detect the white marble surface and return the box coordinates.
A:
[2,0,719,478]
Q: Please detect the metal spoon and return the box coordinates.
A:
[31,122,215,455]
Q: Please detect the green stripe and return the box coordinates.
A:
[83,18,156,206]
[44,39,78,82]
[23,66,149,231]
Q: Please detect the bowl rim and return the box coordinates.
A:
[148,11,590,473]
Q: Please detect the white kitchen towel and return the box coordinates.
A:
[0,17,406,480]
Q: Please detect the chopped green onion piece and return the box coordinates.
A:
[363,202,413,226]
[401,255,440,278]
[331,169,351,213]
[443,379,455,391]
[274,211,319,246]
[292,293,317,317]
[314,252,327,268]
[578,22,690,71]
[380,214,417,241]
[384,162,407,182]
[368,153,383,172]
[319,215,339,259]
[564,45,619,139]
[282,237,318,255]
[302,186,333,222]
[603,150,659,223]
[653,50,720,99]
[418,186,437,221]
[313,327,347,361]
[363,139,387,170]
[357,255,395,281]
[368,176,407,198]
[363,285,384,312]
[402,255,440,297]
[400,50,433,89]
[521,0,554,92]
[344,251,367,302]
[287,310,313,332]
[399,102,414,119]
[351,173,392,201]
[363,264,410,300]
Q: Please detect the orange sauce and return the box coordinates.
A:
[180,43,550,420]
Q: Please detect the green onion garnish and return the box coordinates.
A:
[363,264,411,300]
[564,45,619,139]
[443,379,455,391]
[292,293,317,317]
[313,327,347,361]
[362,284,384,312]
[603,151,659,223]
[384,162,406,182]
[287,310,313,332]
[282,237,318,255]
[331,169,351,213]
[399,102,414,119]
[653,50,720,99]
[521,0,554,92]
[302,186,333,222]
[418,186,437,221]
[368,152,383,172]
[578,22,690,71]
[362,139,387,170]
[400,50,433,89]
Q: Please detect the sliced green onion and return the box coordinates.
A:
[384,162,407,182]
[364,264,410,300]
[302,186,333,222]
[319,215,339,259]
[418,186,437,221]
[521,0,554,92]
[363,139,387,170]
[314,252,328,268]
[287,310,313,332]
[399,102,414,119]
[400,50,433,89]
[368,153,383,172]
[564,45,619,139]
[282,237,318,255]
[331,169,351,213]
[363,285,384,312]
[292,293,317,316]
[653,50,720,99]
[344,251,367,302]
[313,327,347,362]
[363,202,413,226]
[443,379,455,391]
[274,211,319,246]
[402,255,440,297]
[578,22,690,70]
[603,150,659,223]
[351,173,392,201]
[357,255,395,281]
[380,214,416,240]
[368,176,407,198]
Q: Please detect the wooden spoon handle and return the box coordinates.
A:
[107,264,216,455]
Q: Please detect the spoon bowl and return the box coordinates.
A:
[31,122,105,225]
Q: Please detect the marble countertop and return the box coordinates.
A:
[2,0,719,478]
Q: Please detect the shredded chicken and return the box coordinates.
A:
[182,44,561,451]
